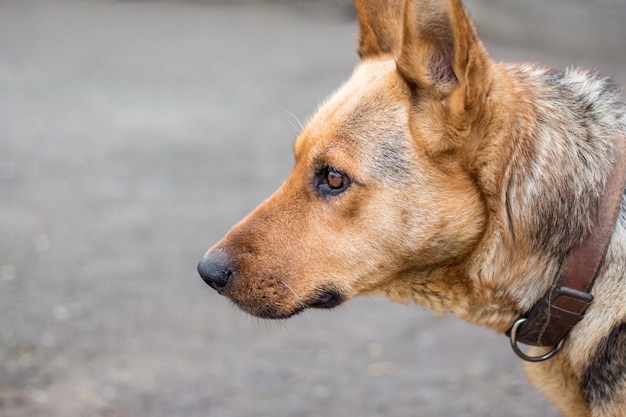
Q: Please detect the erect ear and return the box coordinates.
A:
[354,0,406,59]
[397,0,491,106]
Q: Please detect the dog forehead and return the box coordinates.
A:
[316,58,399,124]
[295,59,406,159]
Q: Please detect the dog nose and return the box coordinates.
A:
[197,250,233,292]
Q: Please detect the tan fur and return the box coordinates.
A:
[198,1,626,415]
[525,357,591,416]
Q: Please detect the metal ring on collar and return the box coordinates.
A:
[509,317,565,362]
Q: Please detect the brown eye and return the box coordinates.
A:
[327,170,347,190]
[315,167,351,197]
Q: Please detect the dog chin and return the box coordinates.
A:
[234,288,345,320]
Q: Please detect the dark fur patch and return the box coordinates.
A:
[582,321,626,406]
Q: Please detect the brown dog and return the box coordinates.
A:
[197,1,626,415]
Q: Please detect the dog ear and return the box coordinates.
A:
[354,0,405,59]
[396,0,490,106]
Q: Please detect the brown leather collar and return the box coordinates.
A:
[508,132,626,362]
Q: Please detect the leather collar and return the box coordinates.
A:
[508,132,626,362]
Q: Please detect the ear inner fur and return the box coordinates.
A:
[396,0,491,112]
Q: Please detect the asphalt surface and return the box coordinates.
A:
[1,1,624,416]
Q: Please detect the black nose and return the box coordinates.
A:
[197,250,233,292]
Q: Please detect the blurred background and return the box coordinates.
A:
[1,0,624,416]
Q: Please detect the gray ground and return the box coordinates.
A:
[1,0,625,416]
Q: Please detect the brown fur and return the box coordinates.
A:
[198,1,626,415]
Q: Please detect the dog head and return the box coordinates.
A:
[198,0,498,319]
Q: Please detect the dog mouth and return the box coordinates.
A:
[307,288,344,310]
[242,287,345,320]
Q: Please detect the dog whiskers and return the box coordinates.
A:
[279,279,307,311]
[278,107,304,133]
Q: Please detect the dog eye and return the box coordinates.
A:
[315,167,351,196]
[327,170,347,189]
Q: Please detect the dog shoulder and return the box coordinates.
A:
[582,321,626,413]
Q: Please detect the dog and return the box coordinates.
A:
[197,0,626,415]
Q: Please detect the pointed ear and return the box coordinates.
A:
[354,0,405,59]
[397,0,491,105]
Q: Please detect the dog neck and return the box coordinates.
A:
[508,132,626,361]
